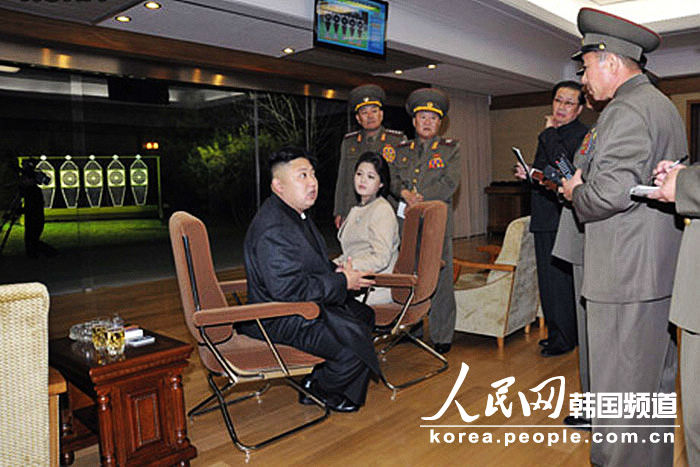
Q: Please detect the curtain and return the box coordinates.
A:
[438,86,491,238]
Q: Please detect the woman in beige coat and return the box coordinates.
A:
[335,152,399,305]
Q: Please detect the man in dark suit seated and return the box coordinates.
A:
[238,147,381,413]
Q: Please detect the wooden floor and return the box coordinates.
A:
[47,236,687,466]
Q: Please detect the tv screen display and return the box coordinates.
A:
[313,0,388,58]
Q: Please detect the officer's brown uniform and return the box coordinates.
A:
[334,127,405,220]
[393,134,460,346]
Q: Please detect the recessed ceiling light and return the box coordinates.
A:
[282,47,295,54]
[0,65,20,73]
[144,1,161,9]
[115,15,132,23]
[427,64,437,69]
[394,69,403,75]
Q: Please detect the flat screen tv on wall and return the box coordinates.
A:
[313,0,388,59]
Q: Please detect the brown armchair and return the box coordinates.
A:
[368,201,449,398]
[169,211,329,459]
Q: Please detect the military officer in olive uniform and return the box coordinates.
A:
[393,88,460,354]
[561,8,686,466]
[649,162,700,467]
[334,84,405,229]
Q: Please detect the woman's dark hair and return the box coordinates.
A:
[353,151,391,201]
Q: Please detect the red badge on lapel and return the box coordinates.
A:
[428,154,444,169]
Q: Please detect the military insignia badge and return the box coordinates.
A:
[579,127,597,157]
[382,144,396,163]
[428,154,444,169]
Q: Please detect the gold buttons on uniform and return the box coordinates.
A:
[414,168,420,174]
[684,218,691,226]
[412,178,417,184]
[402,157,407,162]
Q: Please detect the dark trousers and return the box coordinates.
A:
[239,302,375,405]
[534,231,577,350]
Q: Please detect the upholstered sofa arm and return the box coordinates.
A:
[218,279,247,294]
[192,301,319,327]
[371,273,418,288]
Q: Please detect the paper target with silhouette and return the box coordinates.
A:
[36,155,56,208]
[83,155,104,207]
[130,155,148,206]
[107,155,126,207]
[59,156,80,208]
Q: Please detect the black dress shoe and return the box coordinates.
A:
[298,376,327,406]
[538,338,549,347]
[540,346,573,357]
[434,343,452,354]
[328,396,360,413]
[564,415,591,431]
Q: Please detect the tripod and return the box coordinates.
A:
[0,193,22,256]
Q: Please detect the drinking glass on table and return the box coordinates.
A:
[105,324,126,356]
[91,317,111,351]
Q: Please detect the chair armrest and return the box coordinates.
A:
[372,273,418,287]
[454,258,515,272]
[192,301,319,327]
[49,367,66,396]
[219,279,247,294]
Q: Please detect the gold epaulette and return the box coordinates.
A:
[344,131,360,139]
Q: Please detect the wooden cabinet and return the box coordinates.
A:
[485,183,530,237]
[50,331,197,466]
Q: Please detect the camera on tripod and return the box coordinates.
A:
[18,160,50,186]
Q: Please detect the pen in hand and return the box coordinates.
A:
[650,155,688,183]
[667,155,688,171]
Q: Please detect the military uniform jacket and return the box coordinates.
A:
[392,136,461,236]
[669,165,700,333]
[552,127,596,265]
[333,126,405,219]
[571,74,686,303]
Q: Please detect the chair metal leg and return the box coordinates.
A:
[207,372,330,456]
[189,380,270,418]
[376,331,448,397]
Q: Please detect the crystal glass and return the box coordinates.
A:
[90,317,111,351]
[111,313,125,327]
[92,323,108,351]
[105,325,126,356]
[69,322,93,342]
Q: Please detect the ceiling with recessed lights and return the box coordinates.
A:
[0,0,698,96]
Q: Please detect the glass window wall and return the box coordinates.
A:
[0,66,412,293]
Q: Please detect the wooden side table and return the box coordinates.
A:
[49,367,67,467]
[50,331,197,466]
